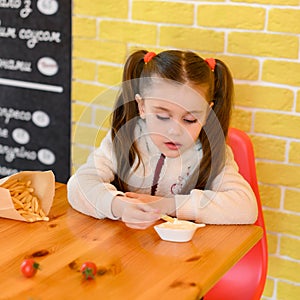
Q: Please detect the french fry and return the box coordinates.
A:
[12,197,24,209]
[0,178,18,189]
[160,214,175,223]
[0,178,49,222]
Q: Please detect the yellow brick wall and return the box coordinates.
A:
[72,1,300,299]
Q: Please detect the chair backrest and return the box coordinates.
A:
[204,128,268,300]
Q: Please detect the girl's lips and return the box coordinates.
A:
[165,142,182,150]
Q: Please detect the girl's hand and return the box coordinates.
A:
[112,196,161,229]
[125,192,176,218]
[125,192,161,203]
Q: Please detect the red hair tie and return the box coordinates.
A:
[205,58,216,72]
[144,52,156,64]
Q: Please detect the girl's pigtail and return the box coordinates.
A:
[122,50,148,82]
[197,59,234,190]
[111,50,147,191]
[212,59,234,137]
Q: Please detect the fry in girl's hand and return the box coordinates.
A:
[160,214,175,223]
[0,178,49,222]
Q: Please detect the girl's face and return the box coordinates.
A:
[136,79,212,158]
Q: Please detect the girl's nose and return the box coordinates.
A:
[167,120,182,136]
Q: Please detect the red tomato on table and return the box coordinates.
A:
[20,259,40,278]
[80,261,97,280]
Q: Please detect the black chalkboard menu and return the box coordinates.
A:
[0,0,71,183]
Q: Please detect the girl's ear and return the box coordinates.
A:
[135,94,145,119]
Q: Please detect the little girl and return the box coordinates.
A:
[67,50,258,229]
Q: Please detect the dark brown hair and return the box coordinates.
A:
[111,50,234,191]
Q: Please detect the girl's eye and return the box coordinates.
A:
[184,119,197,124]
[156,115,170,121]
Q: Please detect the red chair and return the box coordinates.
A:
[204,128,268,300]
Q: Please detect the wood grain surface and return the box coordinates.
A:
[0,183,263,300]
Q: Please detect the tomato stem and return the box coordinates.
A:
[33,262,40,270]
[82,268,95,280]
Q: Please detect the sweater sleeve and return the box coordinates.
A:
[175,146,258,224]
[67,131,124,220]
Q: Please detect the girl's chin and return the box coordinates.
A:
[164,152,181,158]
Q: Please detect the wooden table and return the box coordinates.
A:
[0,183,263,300]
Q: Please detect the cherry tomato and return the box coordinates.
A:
[80,261,97,280]
[20,259,40,278]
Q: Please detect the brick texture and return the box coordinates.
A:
[257,162,300,188]
[216,55,259,80]
[73,59,96,81]
[132,1,194,25]
[228,32,298,58]
[277,281,300,300]
[198,5,265,29]
[100,21,157,45]
[284,189,300,213]
[255,112,300,139]
[234,85,293,111]
[297,91,300,112]
[73,0,128,18]
[280,236,300,260]
[160,27,224,52]
[269,9,300,34]
[259,184,281,209]
[263,61,300,86]
[73,17,97,38]
[251,135,286,161]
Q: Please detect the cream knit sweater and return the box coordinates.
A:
[67,119,258,224]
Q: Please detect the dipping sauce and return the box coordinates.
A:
[157,219,198,230]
